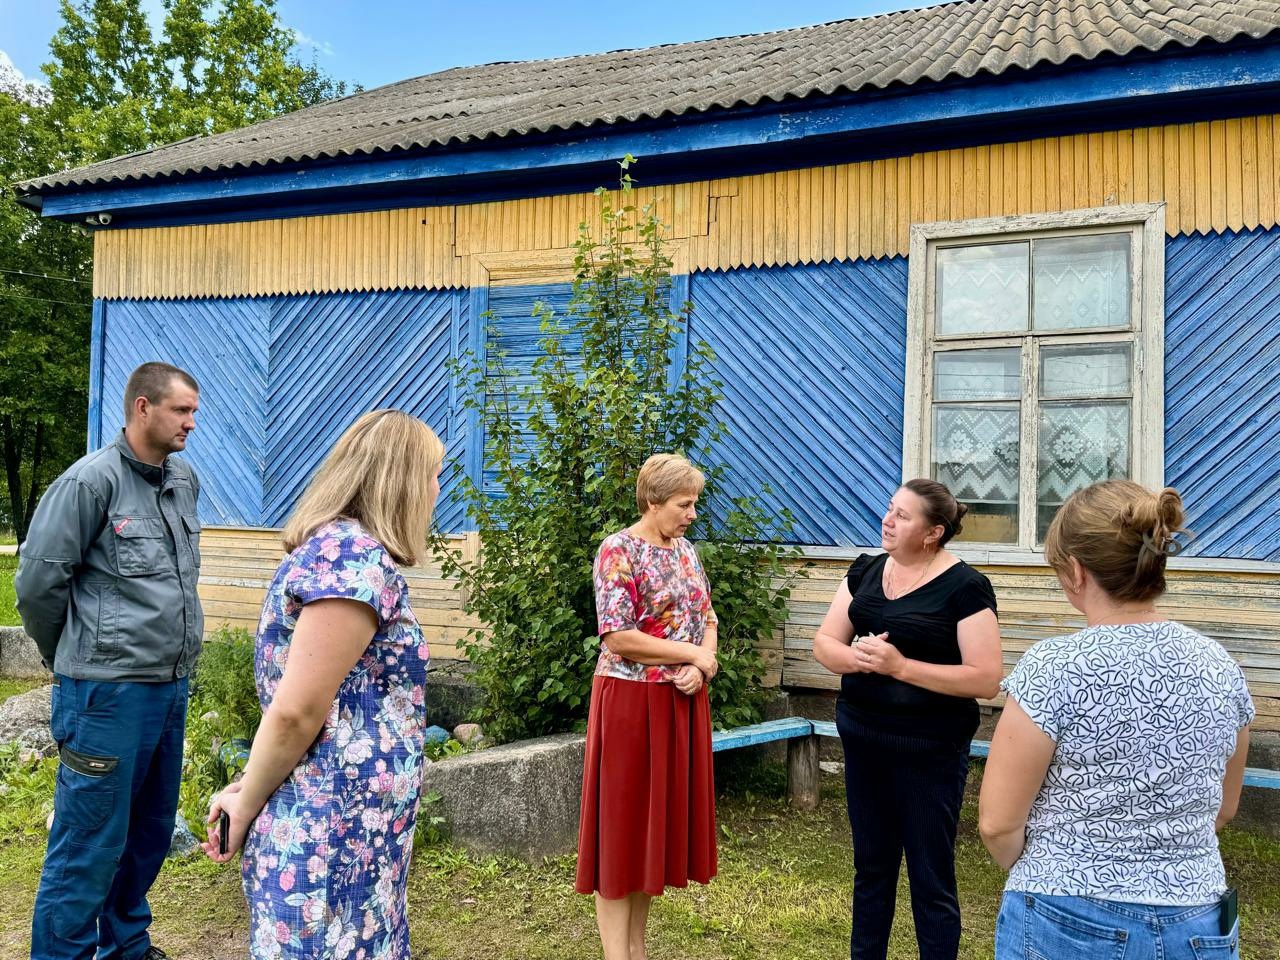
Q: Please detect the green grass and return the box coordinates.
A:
[0,766,1276,959]
[0,555,17,626]
[0,677,43,704]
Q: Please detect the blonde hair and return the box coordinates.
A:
[1043,480,1189,603]
[635,453,704,514]
[282,410,445,566]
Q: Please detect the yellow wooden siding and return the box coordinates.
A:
[95,115,1280,300]
[199,528,1278,730]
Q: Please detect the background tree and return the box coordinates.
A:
[0,70,89,542]
[1,0,355,539]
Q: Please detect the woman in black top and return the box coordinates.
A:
[813,478,1002,960]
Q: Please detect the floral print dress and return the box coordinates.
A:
[242,518,428,960]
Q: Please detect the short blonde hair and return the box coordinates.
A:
[635,453,704,514]
[282,410,445,566]
[1043,479,1188,604]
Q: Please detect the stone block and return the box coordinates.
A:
[424,660,483,730]
[424,732,585,860]
[0,684,54,756]
[0,627,50,680]
[1234,785,1280,839]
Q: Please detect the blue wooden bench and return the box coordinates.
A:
[711,717,821,809]
[714,717,1280,809]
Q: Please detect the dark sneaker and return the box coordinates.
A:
[142,948,170,960]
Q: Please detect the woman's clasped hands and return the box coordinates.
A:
[847,632,904,676]
[674,645,718,695]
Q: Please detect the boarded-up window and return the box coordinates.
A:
[483,282,577,498]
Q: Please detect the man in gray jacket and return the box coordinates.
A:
[17,361,203,960]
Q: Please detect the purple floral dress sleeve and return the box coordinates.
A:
[243,518,427,960]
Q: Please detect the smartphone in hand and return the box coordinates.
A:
[218,808,230,856]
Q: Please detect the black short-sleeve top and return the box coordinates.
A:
[839,553,997,743]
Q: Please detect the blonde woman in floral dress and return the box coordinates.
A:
[576,453,721,960]
[203,410,444,960]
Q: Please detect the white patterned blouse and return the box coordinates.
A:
[1002,620,1254,905]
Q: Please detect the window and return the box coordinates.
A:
[904,205,1165,550]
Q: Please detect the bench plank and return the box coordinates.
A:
[710,717,812,752]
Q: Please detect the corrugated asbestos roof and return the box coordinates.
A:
[19,0,1280,195]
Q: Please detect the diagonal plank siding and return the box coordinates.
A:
[482,282,578,499]
[264,289,464,529]
[98,291,465,530]
[94,115,1280,300]
[98,298,268,525]
[690,259,909,545]
[1165,227,1280,561]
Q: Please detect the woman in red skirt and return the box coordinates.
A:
[576,453,720,960]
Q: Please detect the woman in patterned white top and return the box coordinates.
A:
[980,481,1254,960]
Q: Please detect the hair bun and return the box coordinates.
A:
[1156,487,1186,533]
[1044,479,1192,604]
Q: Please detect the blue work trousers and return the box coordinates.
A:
[995,891,1239,960]
[31,675,188,960]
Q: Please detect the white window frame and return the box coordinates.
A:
[902,203,1166,560]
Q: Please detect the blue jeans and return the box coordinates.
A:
[995,891,1240,960]
[31,675,189,960]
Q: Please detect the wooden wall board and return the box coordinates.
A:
[197,529,1279,729]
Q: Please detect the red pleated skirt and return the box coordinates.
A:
[574,675,718,899]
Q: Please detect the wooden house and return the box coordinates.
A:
[16,0,1280,735]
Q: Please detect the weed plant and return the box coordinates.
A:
[179,626,260,833]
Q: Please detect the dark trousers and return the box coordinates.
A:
[837,702,970,960]
[32,675,188,960]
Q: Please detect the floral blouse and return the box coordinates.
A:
[242,518,428,960]
[593,529,714,683]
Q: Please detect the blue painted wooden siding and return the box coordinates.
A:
[93,231,1280,559]
[98,298,268,525]
[481,283,578,499]
[688,260,909,546]
[1166,226,1280,561]
[264,288,464,528]
[97,290,465,531]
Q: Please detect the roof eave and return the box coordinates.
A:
[26,39,1280,227]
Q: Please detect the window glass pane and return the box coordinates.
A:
[1037,401,1131,541]
[1041,343,1132,399]
[1032,234,1131,330]
[936,243,1029,335]
[934,348,1020,401]
[931,403,1020,543]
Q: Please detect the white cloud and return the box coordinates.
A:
[291,29,335,58]
[0,49,25,82]
[0,49,51,104]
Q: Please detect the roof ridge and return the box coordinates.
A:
[19,0,1280,196]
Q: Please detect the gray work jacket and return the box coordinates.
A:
[15,432,204,681]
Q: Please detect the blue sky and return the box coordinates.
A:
[2,0,924,92]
